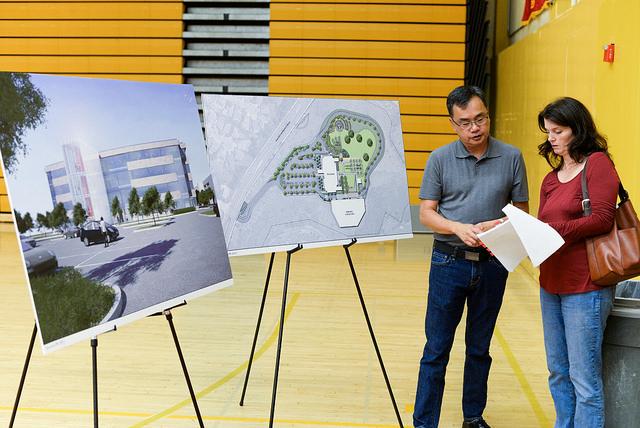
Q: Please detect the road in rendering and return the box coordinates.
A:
[36,210,231,316]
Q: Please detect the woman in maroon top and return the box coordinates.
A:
[537,97,619,428]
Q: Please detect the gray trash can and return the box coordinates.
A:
[603,280,640,428]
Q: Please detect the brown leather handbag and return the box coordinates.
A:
[581,157,640,286]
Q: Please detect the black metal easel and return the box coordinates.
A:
[150,302,205,428]
[11,303,205,428]
[10,324,103,428]
[9,324,37,428]
[239,239,404,427]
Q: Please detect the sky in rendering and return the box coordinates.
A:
[6,74,208,219]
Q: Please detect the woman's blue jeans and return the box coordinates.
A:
[413,248,508,428]
[540,286,614,428]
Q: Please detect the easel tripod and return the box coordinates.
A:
[239,239,404,427]
[10,303,205,428]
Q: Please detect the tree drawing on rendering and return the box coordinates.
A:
[111,196,123,223]
[36,212,49,232]
[164,191,176,213]
[142,186,162,226]
[128,187,141,223]
[0,73,49,173]
[72,203,87,226]
[49,202,69,231]
[14,210,30,233]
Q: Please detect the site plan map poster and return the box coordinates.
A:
[203,95,413,256]
[2,73,233,353]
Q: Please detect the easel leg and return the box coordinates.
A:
[165,310,205,428]
[240,252,276,406]
[343,240,404,428]
[269,244,302,428]
[91,337,99,428]
[9,323,37,428]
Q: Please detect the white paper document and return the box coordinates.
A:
[476,204,565,272]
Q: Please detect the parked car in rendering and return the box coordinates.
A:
[20,234,37,248]
[79,220,119,246]
[62,225,80,239]
[22,241,58,275]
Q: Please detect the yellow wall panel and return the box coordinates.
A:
[270,76,463,97]
[409,187,422,205]
[0,195,9,213]
[270,58,463,79]
[402,115,451,134]
[274,0,465,4]
[0,0,178,2]
[1,20,182,38]
[405,152,430,170]
[59,74,183,83]
[0,0,182,86]
[403,133,456,151]
[495,0,640,216]
[0,38,182,56]
[270,22,465,42]
[407,169,425,188]
[270,40,465,61]
[271,4,465,23]
[0,56,182,74]
[0,3,181,19]
[0,162,6,214]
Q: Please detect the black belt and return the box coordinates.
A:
[433,240,492,262]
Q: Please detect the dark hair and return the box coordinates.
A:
[537,97,609,170]
[446,85,488,116]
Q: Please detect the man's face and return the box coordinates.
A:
[449,96,490,151]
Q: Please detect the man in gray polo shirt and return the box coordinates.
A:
[413,86,529,428]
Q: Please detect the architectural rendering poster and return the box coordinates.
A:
[3,73,233,353]
[202,95,413,256]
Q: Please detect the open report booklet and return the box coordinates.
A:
[476,204,565,272]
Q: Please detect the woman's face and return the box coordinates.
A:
[543,118,574,158]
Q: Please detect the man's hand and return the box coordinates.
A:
[452,223,482,247]
[474,218,504,233]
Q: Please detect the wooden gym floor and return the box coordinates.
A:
[0,229,555,427]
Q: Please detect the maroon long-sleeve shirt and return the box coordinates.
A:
[538,152,619,294]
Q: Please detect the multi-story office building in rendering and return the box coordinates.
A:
[99,139,195,215]
[44,144,94,217]
[45,139,194,221]
[44,160,72,211]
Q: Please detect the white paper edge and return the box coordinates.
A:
[502,204,564,267]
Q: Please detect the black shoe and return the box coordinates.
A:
[462,417,491,428]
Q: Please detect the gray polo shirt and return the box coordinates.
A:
[419,137,528,245]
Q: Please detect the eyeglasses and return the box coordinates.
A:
[450,113,489,130]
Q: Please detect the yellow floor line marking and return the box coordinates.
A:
[0,406,399,427]
[130,292,301,427]
[516,265,540,289]
[494,326,551,428]
[169,414,399,427]
[0,406,148,417]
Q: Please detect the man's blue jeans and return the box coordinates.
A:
[540,286,614,428]
[413,247,508,428]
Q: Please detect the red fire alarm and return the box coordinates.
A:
[603,43,615,63]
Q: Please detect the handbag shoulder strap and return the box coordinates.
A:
[580,157,592,217]
[580,153,628,218]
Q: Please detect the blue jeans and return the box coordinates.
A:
[540,286,614,428]
[414,248,509,428]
